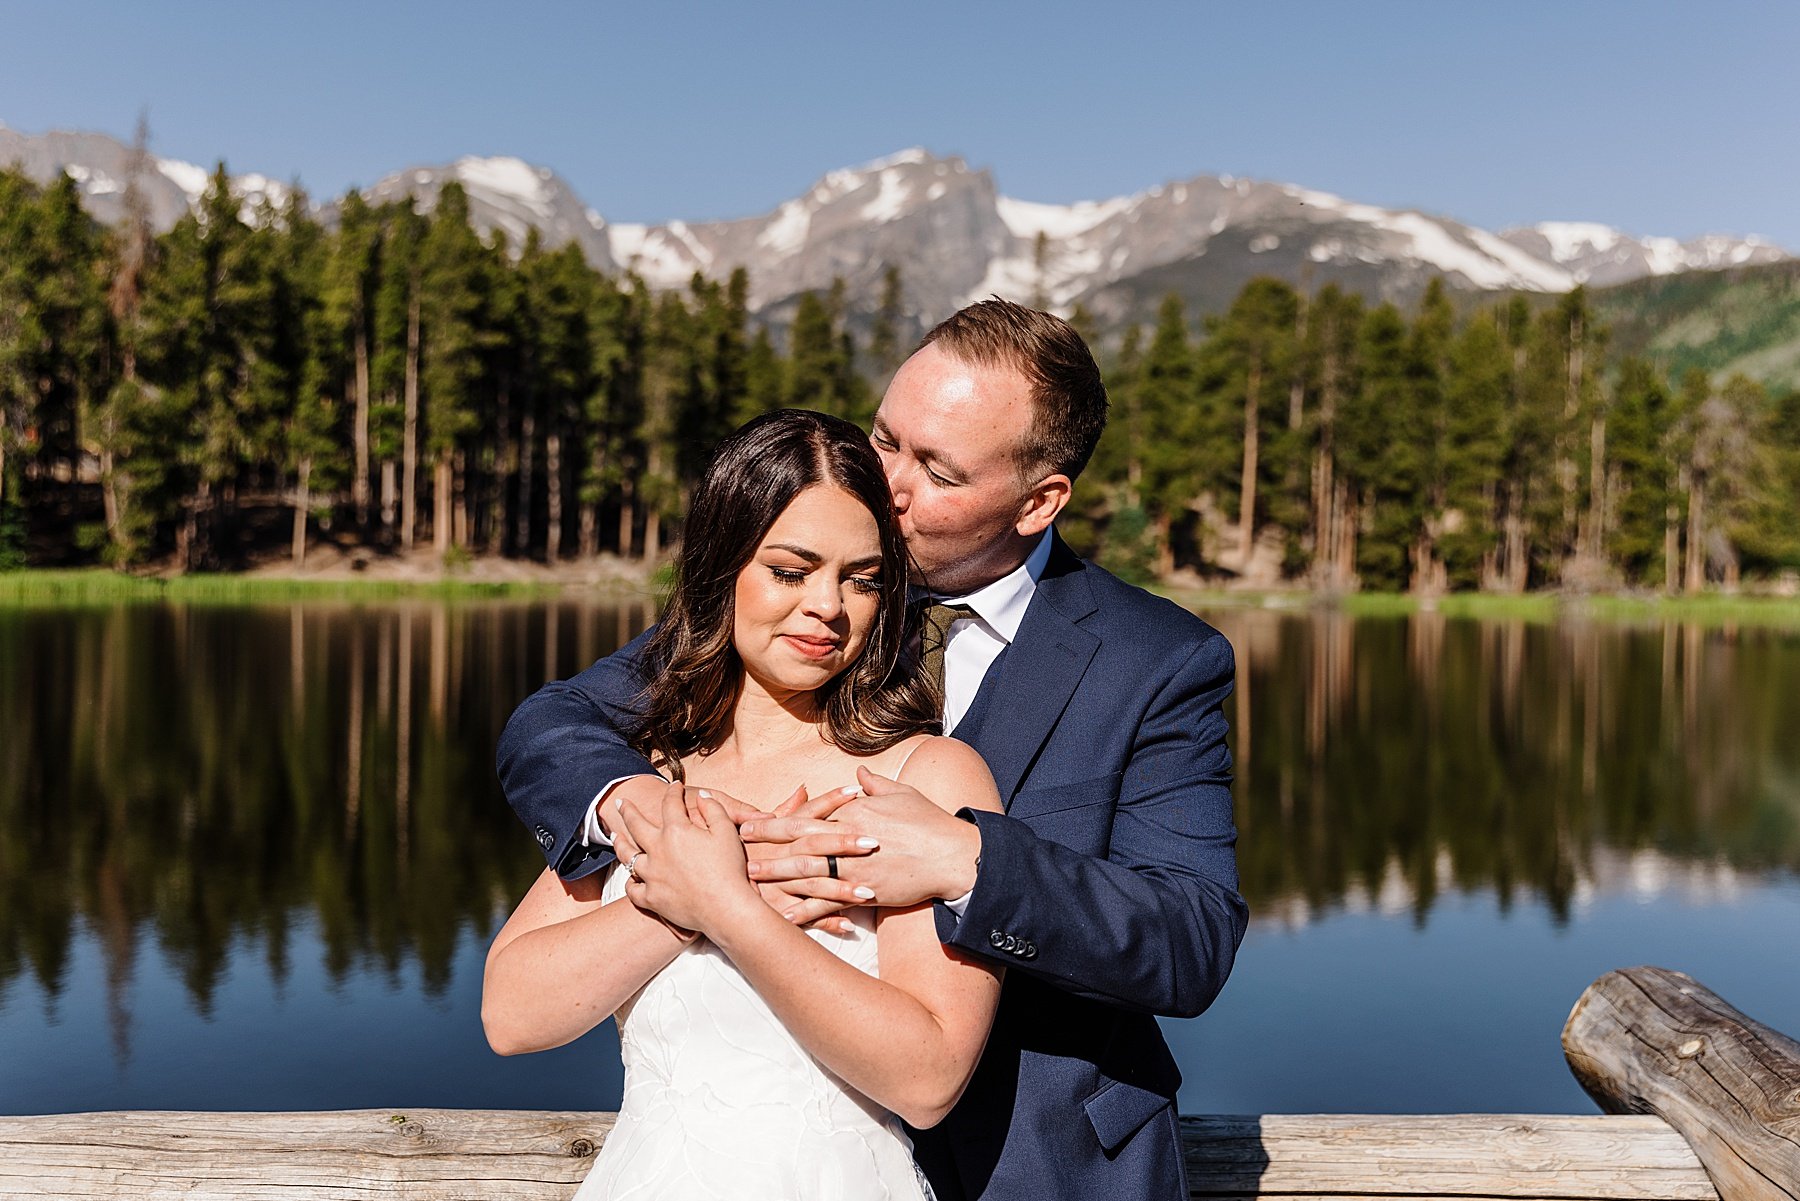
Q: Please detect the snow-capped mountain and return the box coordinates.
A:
[1499,221,1789,286]
[365,155,616,271]
[3,122,1788,326]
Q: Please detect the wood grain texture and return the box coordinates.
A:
[0,1109,1717,1199]
[1563,965,1800,1201]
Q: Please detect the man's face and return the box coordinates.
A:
[871,343,1038,595]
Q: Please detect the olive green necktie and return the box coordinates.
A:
[919,601,976,697]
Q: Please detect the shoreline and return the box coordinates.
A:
[6,563,1800,625]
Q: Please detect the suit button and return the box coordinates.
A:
[1021,942,1038,960]
[534,826,554,850]
[1002,934,1020,952]
[989,930,1006,948]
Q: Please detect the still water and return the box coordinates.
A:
[2,600,1797,1116]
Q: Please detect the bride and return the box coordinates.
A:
[482,409,1004,1200]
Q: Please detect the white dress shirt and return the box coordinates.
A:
[930,528,1054,735]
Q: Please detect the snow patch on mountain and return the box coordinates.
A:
[608,223,699,288]
[156,157,209,201]
[1287,186,1573,290]
[859,168,913,223]
[454,156,555,220]
[64,163,121,196]
[1535,221,1623,260]
[996,194,1135,241]
[757,199,812,255]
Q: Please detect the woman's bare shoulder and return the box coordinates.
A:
[892,735,1000,814]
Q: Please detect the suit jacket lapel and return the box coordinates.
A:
[965,536,1099,805]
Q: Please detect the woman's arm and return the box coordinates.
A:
[484,784,884,1055]
[481,866,692,1055]
[624,740,1005,1128]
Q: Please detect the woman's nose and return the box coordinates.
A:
[803,576,843,620]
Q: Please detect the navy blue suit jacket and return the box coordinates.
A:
[496,534,1248,1200]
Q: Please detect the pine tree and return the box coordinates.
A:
[418,183,488,553]
[1439,309,1511,587]
[1196,278,1299,577]
[1604,358,1675,585]
[324,191,381,531]
[371,200,425,547]
[867,264,906,380]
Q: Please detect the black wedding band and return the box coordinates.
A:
[825,855,839,879]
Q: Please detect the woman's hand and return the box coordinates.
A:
[618,781,761,937]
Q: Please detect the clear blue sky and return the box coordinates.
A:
[5,0,1798,244]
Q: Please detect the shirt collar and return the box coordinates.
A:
[936,529,1054,646]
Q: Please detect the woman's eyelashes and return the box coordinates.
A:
[767,565,881,593]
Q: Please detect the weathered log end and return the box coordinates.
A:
[1563,965,1800,1201]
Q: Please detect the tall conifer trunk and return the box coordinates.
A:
[489,390,511,555]
[1584,410,1606,562]
[1684,474,1705,593]
[380,458,396,540]
[1236,357,1261,574]
[401,295,421,552]
[516,408,535,554]
[1664,497,1681,595]
[353,326,371,529]
[291,458,311,566]
[545,432,563,561]
[617,480,635,559]
[434,453,453,554]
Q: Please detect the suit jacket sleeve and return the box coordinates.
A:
[495,627,660,882]
[937,629,1247,1018]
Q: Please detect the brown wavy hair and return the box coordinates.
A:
[633,409,938,778]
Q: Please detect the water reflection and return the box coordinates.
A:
[2,601,1798,1111]
[1212,609,1800,927]
[0,598,658,1069]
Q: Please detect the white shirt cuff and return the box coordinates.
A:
[942,888,974,919]
[581,775,660,847]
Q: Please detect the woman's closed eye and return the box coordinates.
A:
[769,566,880,594]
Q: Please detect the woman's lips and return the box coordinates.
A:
[781,634,840,660]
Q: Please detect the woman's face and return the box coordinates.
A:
[733,483,886,700]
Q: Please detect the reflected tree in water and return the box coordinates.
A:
[3,602,1798,1057]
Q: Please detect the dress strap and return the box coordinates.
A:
[892,736,932,783]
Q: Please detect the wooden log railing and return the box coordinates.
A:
[0,1109,1716,1200]
[6,965,1794,1200]
[1564,965,1800,1201]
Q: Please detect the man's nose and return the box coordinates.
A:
[884,460,911,511]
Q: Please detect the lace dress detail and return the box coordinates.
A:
[575,740,936,1200]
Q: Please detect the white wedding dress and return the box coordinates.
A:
[573,860,935,1200]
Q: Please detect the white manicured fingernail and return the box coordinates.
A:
[697,790,713,799]
[854,886,875,900]
[856,838,879,849]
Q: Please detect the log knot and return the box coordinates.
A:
[1675,1038,1704,1059]
[569,1137,596,1159]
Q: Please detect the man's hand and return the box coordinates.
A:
[744,785,880,933]
[607,776,771,865]
[742,765,982,919]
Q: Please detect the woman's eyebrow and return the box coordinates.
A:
[765,543,822,563]
[845,555,883,572]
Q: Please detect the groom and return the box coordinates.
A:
[497,298,1246,1200]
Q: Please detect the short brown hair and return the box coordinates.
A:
[918,297,1108,480]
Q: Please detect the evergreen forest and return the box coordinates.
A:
[3,160,1797,593]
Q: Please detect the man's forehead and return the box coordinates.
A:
[883,348,1030,423]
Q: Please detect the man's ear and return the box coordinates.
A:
[1015,473,1072,537]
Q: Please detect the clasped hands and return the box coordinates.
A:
[606,768,982,937]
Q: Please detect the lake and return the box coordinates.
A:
[2,598,1797,1117]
